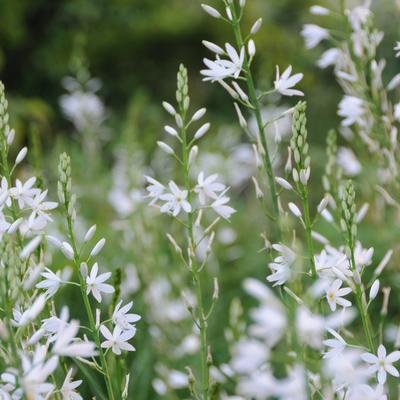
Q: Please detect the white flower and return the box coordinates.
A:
[60,90,105,132]
[361,344,400,384]
[326,279,352,311]
[317,48,342,69]
[338,95,365,126]
[230,339,269,374]
[10,177,40,209]
[347,384,387,400]
[211,195,235,220]
[267,243,295,286]
[275,365,307,400]
[310,5,330,15]
[301,24,329,49]
[36,268,63,297]
[53,319,97,358]
[296,307,325,349]
[354,241,374,271]
[394,103,400,122]
[145,176,165,205]
[274,65,304,97]
[19,345,58,399]
[0,177,11,207]
[159,181,192,216]
[395,42,400,58]
[195,172,225,204]
[13,294,46,327]
[60,369,82,400]
[112,301,141,331]
[26,190,58,220]
[201,43,244,82]
[323,328,346,358]
[337,147,362,177]
[100,325,136,355]
[347,5,371,32]
[86,262,115,303]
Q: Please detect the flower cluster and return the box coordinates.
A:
[0,82,140,399]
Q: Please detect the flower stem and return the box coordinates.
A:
[300,186,317,278]
[229,7,281,239]
[62,187,116,400]
[180,110,210,400]
[349,248,375,353]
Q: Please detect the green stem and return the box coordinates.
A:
[181,112,210,400]
[63,189,116,400]
[349,244,375,352]
[229,7,281,239]
[300,187,317,278]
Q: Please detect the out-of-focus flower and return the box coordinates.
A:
[337,147,362,177]
[338,96,365,126]
[301,24,329,49]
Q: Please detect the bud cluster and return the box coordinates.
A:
[290,101,310,186]
[340,180,357,244]
[176,64,190,112]
[322,129,341,195]
[58,152,76,220]
[0,82,15,148]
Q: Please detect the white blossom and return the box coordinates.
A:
[100,325,136,355]
[274,65,304,97]
[86,262,115,303]
[60,369,83,400]
[338,95,365,126]
[361,344,400,384]
[159,181,192,216]
[201,43,244,82]
[112,300,141,331]
[195,172,225,204]
[301,24,329,49]
[326,279,352,311]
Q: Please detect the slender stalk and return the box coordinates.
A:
[229,5,281,239]
[300,187,317,278]
[61,185,116,400]
[180,108,210,400]
[349,246,375,352]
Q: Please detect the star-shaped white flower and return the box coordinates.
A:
[274,65,304,97]
[326,279,352,311]
[211,195,235,220]
[201,43,244,82]
[361,344,400,384]
[60,369,83,400]
[145,176,165,205]
[112,301,141,331]
[323,328,346,359]
[100,325,136,355]
[86,262,115,303]
[10,177,40,209]
[195,172,225,204]
[36,268,63,297]
[159,181,192,217]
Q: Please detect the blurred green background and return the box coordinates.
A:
[0,0,398,143]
